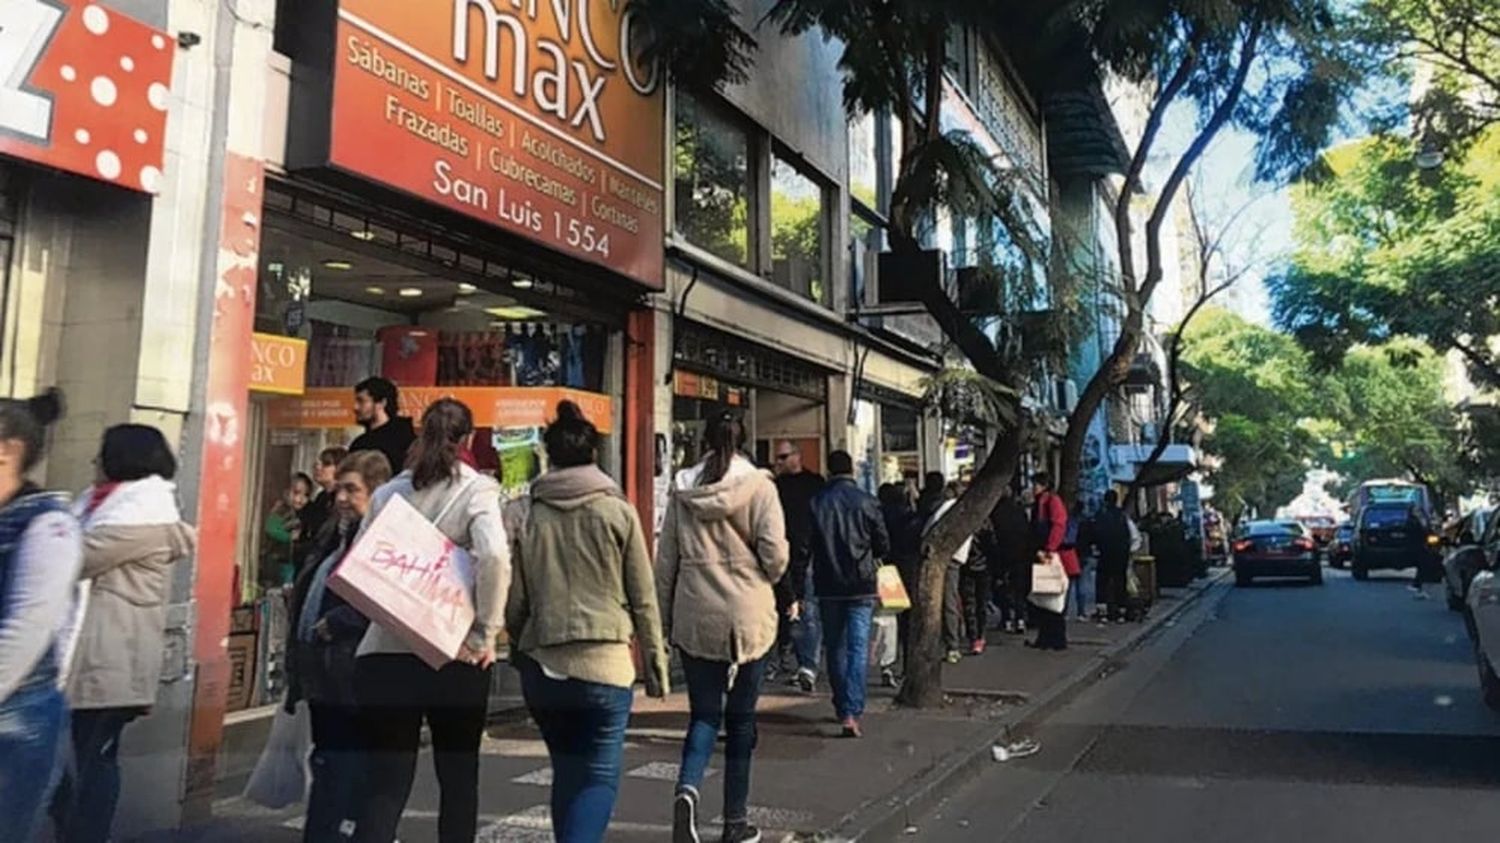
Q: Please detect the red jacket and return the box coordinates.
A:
[1035,492,1080,576]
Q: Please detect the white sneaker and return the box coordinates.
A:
[674,786,701,843]
[795,668,816,693]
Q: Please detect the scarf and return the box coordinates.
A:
[73,475,182,529]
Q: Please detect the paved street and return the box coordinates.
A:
[171,583,1213,843]
[912,568,1500,842]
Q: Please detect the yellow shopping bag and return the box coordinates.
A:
[877,565,912,612]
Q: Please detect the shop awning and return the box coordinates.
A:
[1109,443,1198,488]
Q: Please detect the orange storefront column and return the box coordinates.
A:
[182,152,263,818]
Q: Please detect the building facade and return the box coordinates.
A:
[1,0,1108,835]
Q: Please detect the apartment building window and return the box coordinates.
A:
[850,111,893,308]
[674,91,753,269]
[850,111,880,211]
[770,153,828,306]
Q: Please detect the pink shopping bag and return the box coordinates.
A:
[328,493,474,668]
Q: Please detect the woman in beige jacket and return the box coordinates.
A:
[506,401,668,842]
[657,412,789,843]
[57,424,196,843]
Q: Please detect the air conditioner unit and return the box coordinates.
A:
[956,266,1000,313]
[1055,378,1078,412]
[876,249,945,305]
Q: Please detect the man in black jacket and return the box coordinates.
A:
[990,489,1033,634]
[809,450,890,738]
[349,377,416,474]
[773,441,825,690]
[1090,489,1136,622]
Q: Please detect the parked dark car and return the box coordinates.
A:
[1328,523,1354,569]
[1352,503,1441,581]
[1445,508,1497,611]
[1233,520,1323,586]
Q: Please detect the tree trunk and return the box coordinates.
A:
[1057,319,1139,504]
[897,420,1026,708]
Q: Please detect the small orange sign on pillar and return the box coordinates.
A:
[249,333,308,395]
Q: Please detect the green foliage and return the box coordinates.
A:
[1187,308,1478,517]
[1346,0,1500,152]
[921,367,1020,429]
[1271,130,1500,388]
[1182,307,1321,520]
[1316,342,1468,497]
[1003,0,1357,182]
[629,0,756,90]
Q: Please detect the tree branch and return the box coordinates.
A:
[924,29,946,145]
[1139,18,1263,307]
[916,276,1014,387]
[1127,274,1237,498]
[1453,337,1500,387]
[1115,47,1199,297]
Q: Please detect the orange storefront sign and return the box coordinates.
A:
[0,1,174,193]
[249,333,308,395]
[326,0,665,288]
[269,386,614,433]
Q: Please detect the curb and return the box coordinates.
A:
[829,570,1232,842]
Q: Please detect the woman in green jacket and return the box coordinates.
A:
[505,401,668,842]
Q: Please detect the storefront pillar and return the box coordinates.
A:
[173,0,278,825]
[625,308,656,547]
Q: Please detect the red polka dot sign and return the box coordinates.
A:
[0,0,174,193]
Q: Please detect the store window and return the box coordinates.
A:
[882,404,922,480]
[228,185,624,711]
[849,110,889,311]
[888,113,906,190]
[770,153,828,306]
[850,212,885,309]
[850,111,880,212]
[674,91,752,269]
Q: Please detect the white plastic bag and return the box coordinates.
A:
[243,701,312,809]
[57,579,91,690]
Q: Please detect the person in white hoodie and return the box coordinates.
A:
[658,412,789,843]
[52,424,196,843]
[353,398,510,843]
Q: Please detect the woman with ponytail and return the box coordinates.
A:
[0,389,82,838]
[657,412,789,843]
[352,398,510,843]
[506,400,668,841]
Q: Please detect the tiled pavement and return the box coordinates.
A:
[162,588,1205,842]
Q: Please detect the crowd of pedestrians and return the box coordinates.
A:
[0,380,1146,843]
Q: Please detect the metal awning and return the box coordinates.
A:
[1110,443,1198,487]
[1044,86,1131,179]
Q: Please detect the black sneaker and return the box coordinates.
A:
[673,787,701,843]
[721,822,762,843]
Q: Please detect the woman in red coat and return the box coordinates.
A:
[1028,472,1071,650]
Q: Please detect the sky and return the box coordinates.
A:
[1150,105,1293,328]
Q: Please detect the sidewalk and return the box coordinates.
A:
[190,578,1222,843]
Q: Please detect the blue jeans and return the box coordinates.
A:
[792,569,822,675]
[678,654,766,824]
[0,672,68,841]
[1072,555,1097,618]
[820,599,875,720]
[517,656,634,843]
